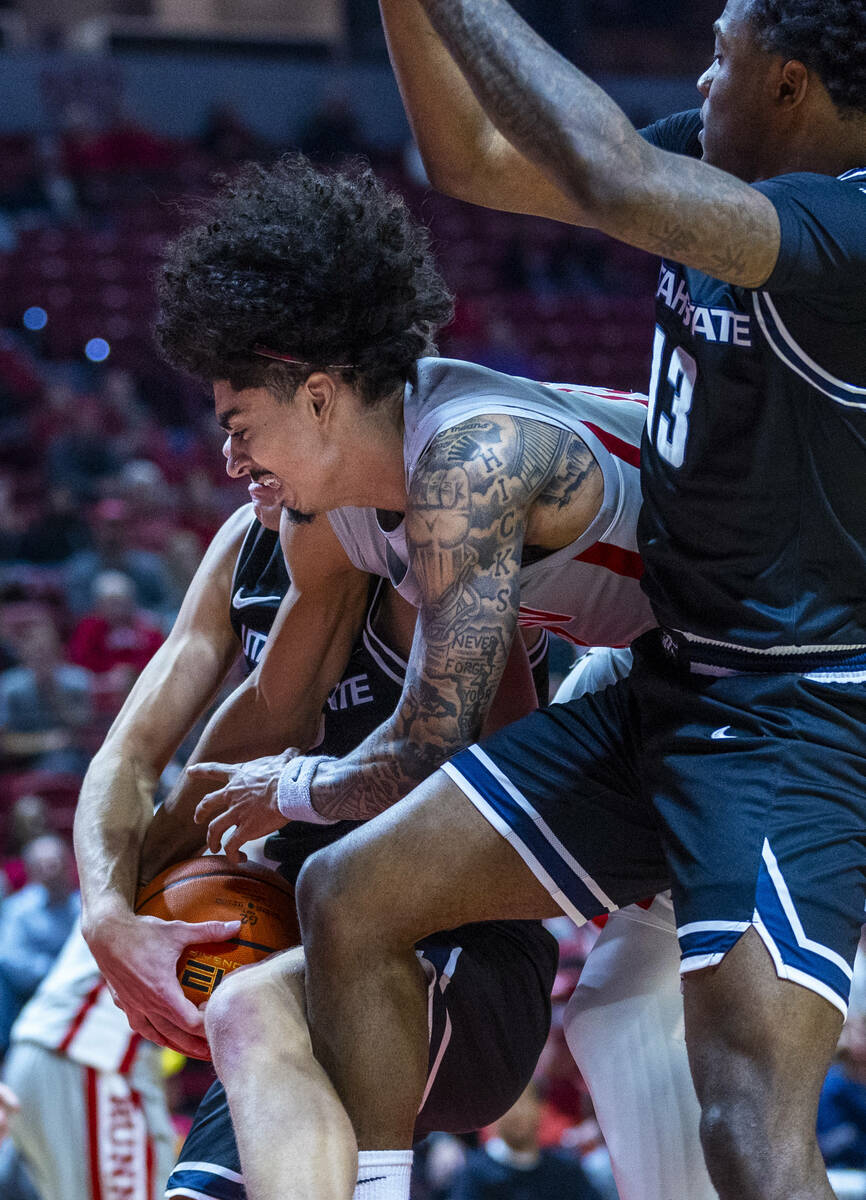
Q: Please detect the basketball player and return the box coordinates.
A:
[149,156,674,1200]
[2,923,176,1200]
[205,3,862,1199]
[76,466,558,1200]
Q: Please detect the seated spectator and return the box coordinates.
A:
[18,486,93,566]
[199,102,269,162]
[0,794,50,894]
[63,498,172,617]
[67,570,163,712]
[45,397,121,503]
[447,1082,603,1200]
[0,614,93,773]
[0,834,79,1053]
[299,92,367,163]
[819,1014,866,1172]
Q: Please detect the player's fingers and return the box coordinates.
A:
[134,1009,211,1060]
[171,918,242,945]
[187,761,235,782]
[0,1082,20,1113]
[194,788,232,826]
[220,829,250,865]
[204,809,238,853]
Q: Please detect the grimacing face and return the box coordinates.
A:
[215,380,321,524]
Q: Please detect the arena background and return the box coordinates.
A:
[0,3,862,1197]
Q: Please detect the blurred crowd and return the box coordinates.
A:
[0,77,862,1200]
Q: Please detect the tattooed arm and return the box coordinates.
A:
[299,414,571,821]
[379,0,582,222]
[400,0,780,288]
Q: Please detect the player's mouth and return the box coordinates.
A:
[248,472,283,501]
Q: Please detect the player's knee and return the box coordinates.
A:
[697,1083,801,1200]
[295,841,378,958]
[205,965,264,1058]
[698,1095,764,1197]
[206,957,308,1072]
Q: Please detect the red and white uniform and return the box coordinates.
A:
[328,357,654,648]
[3,923,175,1200]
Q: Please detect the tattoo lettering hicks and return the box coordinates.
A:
[311,414,592,822]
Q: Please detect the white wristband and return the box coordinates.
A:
[276,755,338,824]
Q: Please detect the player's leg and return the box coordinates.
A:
[683,929,841,1200]
[634,634,866,1200]
[565,898,717,1200]
[4,1040,158,1200]
[297,685,668,1172]
[555,648,716,1198]
[203,945,357,1200]
[413,919,559,1139]
[126,1045,177,1199]
[297,776,559,1153]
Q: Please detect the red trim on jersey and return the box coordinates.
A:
[574,541,644,580]
[548,384,648,407]
[592,897,654,928]
[58,981,105,1054]
[117,1032,142,1077]
[145,1131,155,1200]
[85,1067,104,1200]
[581,421,642,469]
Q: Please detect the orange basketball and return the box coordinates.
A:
[135,855,300,1005]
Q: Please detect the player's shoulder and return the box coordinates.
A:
[197,503,257,569]
[754,166,866,234]
[280,511,359,588]
[639,108,702,157]
[217,502,257,543]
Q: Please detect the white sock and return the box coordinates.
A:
[353,1149,413,1200]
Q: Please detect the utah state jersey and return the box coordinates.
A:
[229,520,288,670]
[264,576,406,883]
[639,111,866,659]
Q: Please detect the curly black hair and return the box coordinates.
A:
[749,0,866,114]
[156,156,454,405]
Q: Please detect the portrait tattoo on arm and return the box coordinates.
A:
[311,414,579,822]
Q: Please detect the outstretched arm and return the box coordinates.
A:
[75,506,252,1055]
[379,0,582,222]
[402,0,780,287]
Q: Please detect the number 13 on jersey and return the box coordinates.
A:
[647,327,697,468]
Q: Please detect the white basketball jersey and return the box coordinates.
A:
[329,358,655,647]
[11,921,149,1074]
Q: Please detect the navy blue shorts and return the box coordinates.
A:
[444,629,866,1017]
[164,920,556,1198]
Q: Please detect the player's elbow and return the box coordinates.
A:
[422,152,485,203]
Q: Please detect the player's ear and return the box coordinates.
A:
[777,58,809,110]
[303,371,338,423]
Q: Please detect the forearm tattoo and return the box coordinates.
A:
[418,0,779,286]
[312,415,586,822]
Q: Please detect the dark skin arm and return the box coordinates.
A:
[387,0,781,287]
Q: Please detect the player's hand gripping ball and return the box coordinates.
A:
[135,856,300,1004]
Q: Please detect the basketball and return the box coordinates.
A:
[135,856,300,1005]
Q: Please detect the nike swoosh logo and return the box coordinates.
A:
[356,1179,387,1187]
[232,587,283,610]
[710,725,736,740]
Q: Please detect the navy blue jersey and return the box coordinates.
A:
[264,576,405,883]
[229,521,288,670]
[637,111,866,658]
